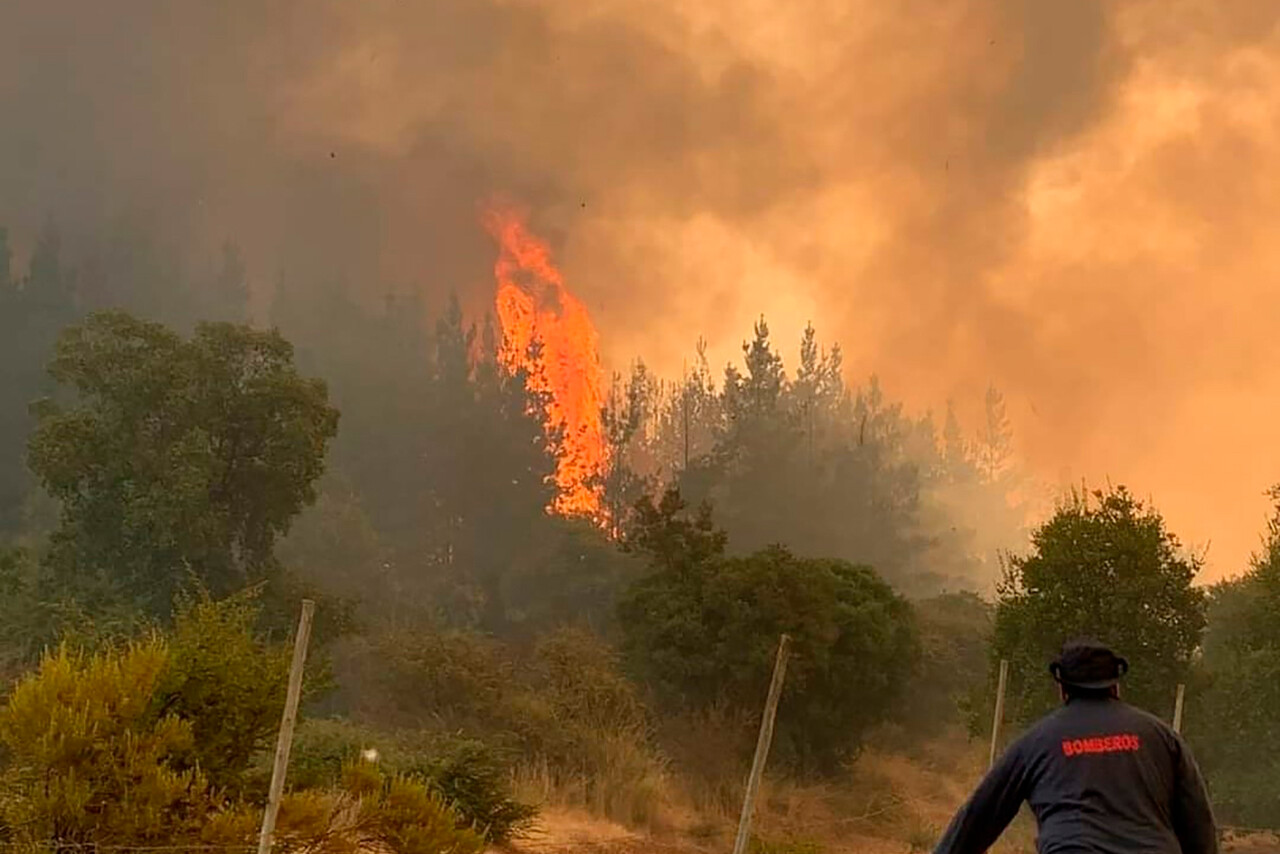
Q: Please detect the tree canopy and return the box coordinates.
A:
[1186,486,1280,827]
[28,311,339,617]
[618,489,918,773]
[991,486,1206,726]
[600,320,1027,596]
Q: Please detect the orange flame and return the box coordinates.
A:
[483,206,607,518]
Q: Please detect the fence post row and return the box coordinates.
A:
[257,599,317,854]
[731,633,792,854]
[987,665,1188,765]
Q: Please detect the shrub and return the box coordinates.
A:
[158,587,293,794]
[288,719,536,843]
[204,761,487,854]
[620,544,918,774]
[354,764,486,854]
[0,640,216,849]
[405,740,538,843]
[334,622,666,829]
[529,626,648,760]
[524,626,668,826]
[0,635,490,853]
[338,626,522,737]
[0,547,44,689]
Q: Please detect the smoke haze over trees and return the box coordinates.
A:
[4,1,1280,576]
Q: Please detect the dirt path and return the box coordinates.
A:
[498,809,708,854]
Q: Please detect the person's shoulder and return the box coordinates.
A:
[1008,705,1075,749]
[1116,701,1176,733]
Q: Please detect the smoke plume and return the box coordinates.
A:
[3,0,1279,579]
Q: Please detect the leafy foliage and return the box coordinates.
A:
[677,321,931,590]
[1186,486,1280,828]
[331,620,669,827]
[286,720,536,844]
[991,487,1206,726]
[0,547,45,682]
[157,587,294,794]
[340,625,523,737]
[0,640,214,849]
[619,494,919,773]
[28,311,340,618]
[0,595,488,852]
[409,742,539,843]
[343,761,486,854]
[203,759,488,854]
[604,321,1026,595]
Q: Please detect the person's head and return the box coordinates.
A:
[1050,639,1128,703]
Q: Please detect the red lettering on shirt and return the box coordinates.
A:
[1060,733,1141,757]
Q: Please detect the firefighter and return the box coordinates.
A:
[933,640,1218,854]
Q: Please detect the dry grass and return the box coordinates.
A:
[511,732,676,834]
[1223,832,1280,853]
[506,728,1044,854]
[502,730,1279,854]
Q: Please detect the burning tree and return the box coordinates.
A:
[484,207,608,521]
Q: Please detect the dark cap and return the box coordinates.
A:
[1049,640,1129,690]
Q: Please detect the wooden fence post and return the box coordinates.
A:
[1172,683,1186,734]
[731,634,792,854]
[258,599,316,854]
[988,659,1009,769]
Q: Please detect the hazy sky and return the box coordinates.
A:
[3,1,1278,580]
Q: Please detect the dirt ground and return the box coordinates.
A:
[503,809,698,853]
[1224,831,1280,853]
[499,808,1280,854]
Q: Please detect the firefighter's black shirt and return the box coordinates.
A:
[933,697,1217,854]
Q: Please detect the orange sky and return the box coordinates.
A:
[4,1,1279,581]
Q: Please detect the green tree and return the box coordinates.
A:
[1186,485,1280,827]
[619,498,917,773]
[423,299,560,630]
[991,486,1206,727]
[28,311,339,618]
[602,361,657,537]
[622,487,728,575]
[672,320,938,592]
[0,547,45,683]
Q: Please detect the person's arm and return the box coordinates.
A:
[1170,736,1218,854]
[933,742,1031,854]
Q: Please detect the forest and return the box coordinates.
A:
[2,221,1279,852]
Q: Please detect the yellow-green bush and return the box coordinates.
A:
[0,640,215,848]
[286,718,537,843]
[0,596,486,854]
[159,587,293,794]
